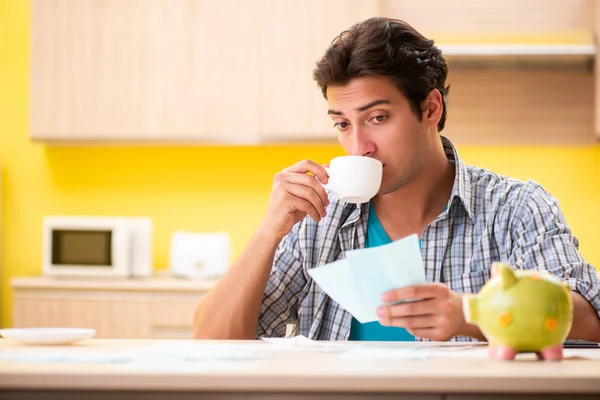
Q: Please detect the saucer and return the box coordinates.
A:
[0,327,96,345]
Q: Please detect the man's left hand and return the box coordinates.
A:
[377,283,465,341]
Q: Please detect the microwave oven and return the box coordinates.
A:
[42,216,153,278]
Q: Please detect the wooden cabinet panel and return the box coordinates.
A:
[149,300,198,339]
[380,0,593,33]
[377,0,597,145]
[443,68,595,145]
[29,0,598,144]
[12,299,39,328]
[258,0,380,141]
[151,300,196,329]
[13,297,151,338]
[31,0,261,143]
[11,277,214,339]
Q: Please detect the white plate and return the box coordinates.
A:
[0,328,96,345]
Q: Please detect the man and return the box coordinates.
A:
[194,17,600,342]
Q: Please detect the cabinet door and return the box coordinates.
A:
[380,0,592,33]
[149,299,198,339]
[31,0,261,143]
[13,297,151,338]
[259,0,380,141]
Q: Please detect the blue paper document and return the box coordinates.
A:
[308,234,425,323]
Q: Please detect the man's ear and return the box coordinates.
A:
[421,89,443,129]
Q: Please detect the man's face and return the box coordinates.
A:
[326,75,430,196]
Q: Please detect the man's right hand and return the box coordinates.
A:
[260,159,330,241]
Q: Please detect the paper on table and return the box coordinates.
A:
[261,336,348,352]
[261,336,320,346]
[121,360,247,372]
[139,342,271,362]
[0,343,270,366]
[339,347,428,360]
[0,352,134,364]
[415,346,489,359]
[308,234,425,323]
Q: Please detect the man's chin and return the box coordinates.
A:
[378,180,407,196]
[377,186,397,197]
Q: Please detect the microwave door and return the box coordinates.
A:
[43,225,130,277]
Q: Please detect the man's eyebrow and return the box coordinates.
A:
[357,99,391,112]
[327,99,391,116]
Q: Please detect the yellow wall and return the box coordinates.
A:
[1,1,599,327]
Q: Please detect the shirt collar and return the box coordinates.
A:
[338,135,475,227]
[441,135,474,220]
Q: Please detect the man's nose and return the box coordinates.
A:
[350,127,376,157]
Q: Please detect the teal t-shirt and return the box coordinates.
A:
[348,202,416,341]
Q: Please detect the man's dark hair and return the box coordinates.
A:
[313,17,450,131]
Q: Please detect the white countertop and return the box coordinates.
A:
[10,275,219,292]
[0,339,599,395]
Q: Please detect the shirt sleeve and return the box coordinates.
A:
[256,224,307,338]
[507,181,600,318]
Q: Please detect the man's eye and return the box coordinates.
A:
[371,115,388,123]
[334,121,350,130]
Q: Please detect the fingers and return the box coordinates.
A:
[408,328,450,342]
[264,159,332,237]
[379,311,455,341]
[377,288,463,342]
[285,195,323,223]
[377,298,452,319]
[284,183,327,220]
[272,159,331,223]
[285,159,329,185]
[382,283,449,304]
[284,173,330,210]
[382,314,446,330]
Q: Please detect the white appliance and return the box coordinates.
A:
[169,231,231,279]
[42,216,153,278]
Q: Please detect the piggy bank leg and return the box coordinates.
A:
[539,344,563,361]
[489,345,518,361]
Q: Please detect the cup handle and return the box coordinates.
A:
[320,166,332,190]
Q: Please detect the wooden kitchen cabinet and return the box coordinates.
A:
[30,0,378,144]
[11,276,216,339]
[380,0,595,33]
[30,0,600,144]
[258,0,379,141]
[30,0,261,143]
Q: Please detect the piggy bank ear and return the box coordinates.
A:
[491,262,503,278]
[491,262,517,289]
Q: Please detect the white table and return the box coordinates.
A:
[0,339,599,399]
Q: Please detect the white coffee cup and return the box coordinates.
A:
[322,156,383,204]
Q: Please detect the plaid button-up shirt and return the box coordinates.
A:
[257,136,600,341]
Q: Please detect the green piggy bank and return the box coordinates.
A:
[463,262,573,361]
